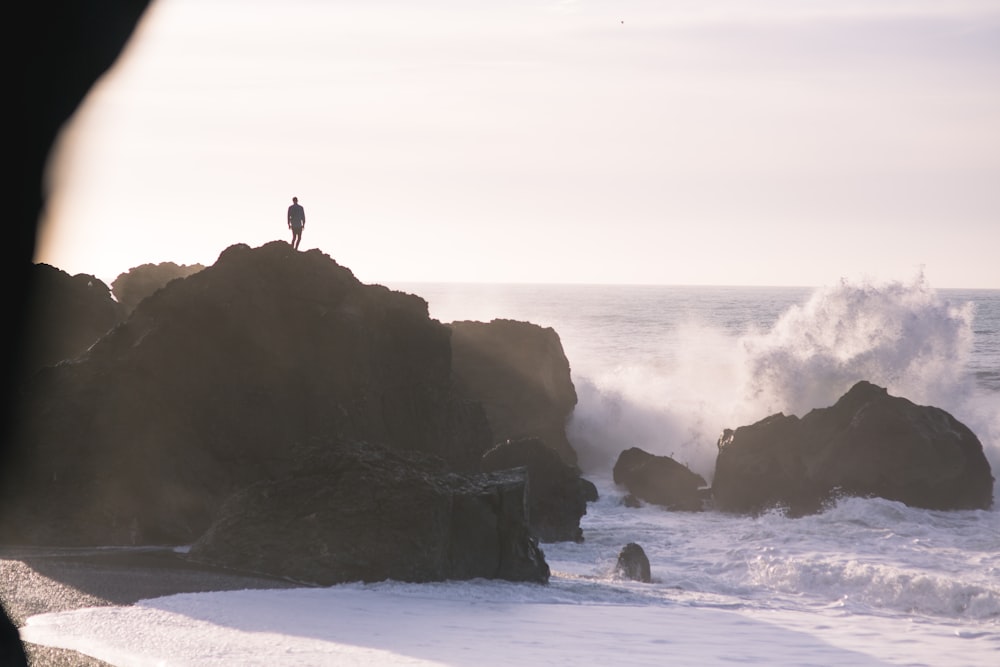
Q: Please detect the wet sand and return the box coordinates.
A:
[1,546,298,666]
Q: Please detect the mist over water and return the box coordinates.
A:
[740,275,975,416]
[397,277,1000,496]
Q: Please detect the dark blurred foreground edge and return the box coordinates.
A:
[5,2,153,664]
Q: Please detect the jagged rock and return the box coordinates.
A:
[187,440,549,585]
[615,542,651,583]
[111,261,205,314]
[613,447,707,511]
[480,436,597,543]
[2,243,493,545]
[450,319,578,465]
[712,381,994,514]
[19,263,123,376]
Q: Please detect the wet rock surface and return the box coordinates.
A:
[187,440,550,585]
[613,447,708,511]
[712,381,994,514]
[480,436,597,543]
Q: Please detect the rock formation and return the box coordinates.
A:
[187,440,550,585]
[111,261,205,314]
[480,436,597,543]
[613,447,708,511]
[18,263,123,378]
[711,414,817,516]
[449,319,578,465]
[2,242,493,545]
[614,542,651,583]
[712,381,994,514]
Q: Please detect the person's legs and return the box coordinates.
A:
[292,227,302,249]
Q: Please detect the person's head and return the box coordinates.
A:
[292,197,298,204]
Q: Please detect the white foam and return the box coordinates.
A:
[740,273,975,417]
[564,275,998,500]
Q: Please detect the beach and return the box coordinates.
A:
[1,546,295,666]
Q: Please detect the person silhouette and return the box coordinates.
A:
[287,196,306,249]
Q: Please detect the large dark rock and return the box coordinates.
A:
[450,319,578,465]
[18,263,123,378]
[111,261,205,315]
[2,242,493,545]
[480,436,596,543]
[613,447,708,511]
[187,440,550,585]
[615,542,651,583]
[711,415,819,516]
[712,381,994,514]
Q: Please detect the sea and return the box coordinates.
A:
[19,276,1000,666]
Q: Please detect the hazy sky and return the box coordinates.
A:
[35,0,1000,288]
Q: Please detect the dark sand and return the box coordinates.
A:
[1,546,298,666]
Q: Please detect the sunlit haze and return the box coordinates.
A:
[35,0,1000,288]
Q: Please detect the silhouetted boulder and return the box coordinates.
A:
[615,542,651,583]
[480,436,596,543]
[450,319,578,465]
[111,261,205,314]
[187,440,550,585]
[712,381,994,514]
[711,415,819,516]
[613,447,708,511]
[18,263,123,377]
[2,242,493,545]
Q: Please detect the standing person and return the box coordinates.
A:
[287,196,306,250]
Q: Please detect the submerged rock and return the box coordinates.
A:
[712,381,994,514]
[187,440,550,585]
[613,447,708,511]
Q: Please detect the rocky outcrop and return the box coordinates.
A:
[2,242,493,545]
[712,381,994,514]
[449,319,578,465]
[480,436,596,543]
[111,261,205,314]
[613,447,708,511]
[18,263,123,377]
[187,440,550,585]
[711,415,817,516]
[615,542,651,583]
[11,0,152,452]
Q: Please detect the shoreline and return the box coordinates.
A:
[1,545,298,666]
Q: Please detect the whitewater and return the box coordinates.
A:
[19,275,1000,666]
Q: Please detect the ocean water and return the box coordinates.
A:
[20,276,1000,665]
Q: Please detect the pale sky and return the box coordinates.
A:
[35,0,1000,288]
